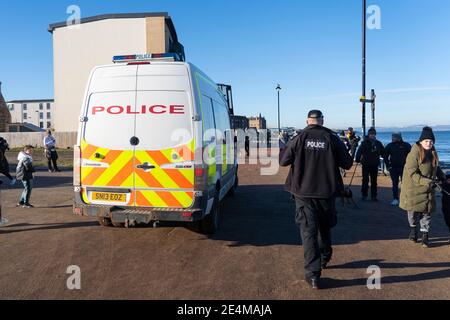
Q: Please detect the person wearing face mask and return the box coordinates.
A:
[400,127,446,247]
[355,127,387,201]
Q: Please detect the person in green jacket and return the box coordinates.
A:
[400,127,446,247]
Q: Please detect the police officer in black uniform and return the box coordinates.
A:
[280,110,353,289]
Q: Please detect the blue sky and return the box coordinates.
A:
[1,0,449,129]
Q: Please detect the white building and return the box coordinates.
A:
[6,99,54,130]
[48,12,184,132]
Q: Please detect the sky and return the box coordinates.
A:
[1,0,450,129]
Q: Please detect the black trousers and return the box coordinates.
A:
[361,165,379,198]
[295,197,335,278]
[47,151,59,171]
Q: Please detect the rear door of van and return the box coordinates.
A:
[80,65,137,207]
[133,64,195,209]
[80,63,195,210]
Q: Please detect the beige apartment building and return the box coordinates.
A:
[6,99,54,130]
[48,12,184,132]
[248,114,267,130]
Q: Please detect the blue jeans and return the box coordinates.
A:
[20,179,33,204]
[408,211,431,233]
[390,167,403,200]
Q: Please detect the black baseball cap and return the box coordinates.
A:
[307,110,324,119]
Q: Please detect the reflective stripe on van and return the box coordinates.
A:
[80,139,195,209]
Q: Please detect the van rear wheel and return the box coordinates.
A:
[98,217,112,227]
[200,197,220,235]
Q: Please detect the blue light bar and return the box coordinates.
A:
[113,53,183,63]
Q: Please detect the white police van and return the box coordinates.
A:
[73,53,238,234]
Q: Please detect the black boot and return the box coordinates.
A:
[305,276,321,290]
[409,227,418,243]
[422,232,429,248]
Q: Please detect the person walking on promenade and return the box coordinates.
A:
[339,131,351,152]
[347,127,361,159]
[385,133,411,206]
[44,130,60,172]
[16,145,36,208]
[0,137,16,185]
[280,110,353,289]
[245,135,250,157]
[400,127,446,247]
[355,127,386,201]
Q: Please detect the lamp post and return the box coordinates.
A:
[276,84,281,134]
[361,0,367,137]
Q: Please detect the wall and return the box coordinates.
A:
[0,132,77,149]
[52,18,148,133]
[146,17,167,53]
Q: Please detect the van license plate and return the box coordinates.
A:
[92,192,127,203]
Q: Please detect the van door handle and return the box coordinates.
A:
[136,163,155,170]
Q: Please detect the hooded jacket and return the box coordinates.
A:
[16,151,35,181]
[385,140,412,169]
[355,138,386,167]
[400,143,445,213]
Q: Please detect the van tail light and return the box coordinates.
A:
[194,164,207,192]
[73,145,81,187]
[195,167,205,177]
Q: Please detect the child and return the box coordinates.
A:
[16,145,35,208]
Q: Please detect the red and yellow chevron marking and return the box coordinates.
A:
[135,191,194,208]
[80,139,195,209]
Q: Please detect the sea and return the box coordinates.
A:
[376,131,450,169]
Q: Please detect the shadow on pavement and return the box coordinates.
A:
[319,259,450,289]
[38,205,73,209]
[329,259,450,270]
[212,184,299,247]
[0,221,99,234]
[212,184,450,247]
[322,268,450,289]
[0,175,72,190]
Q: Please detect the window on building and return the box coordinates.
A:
[9,104,14,111]
[22,104,27,111]
[47,122,51,129]
[39,122,44,129]
[47,112,51,119]
[39,113,43,120]
[39,103,43,110]
[47,103,51,110]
